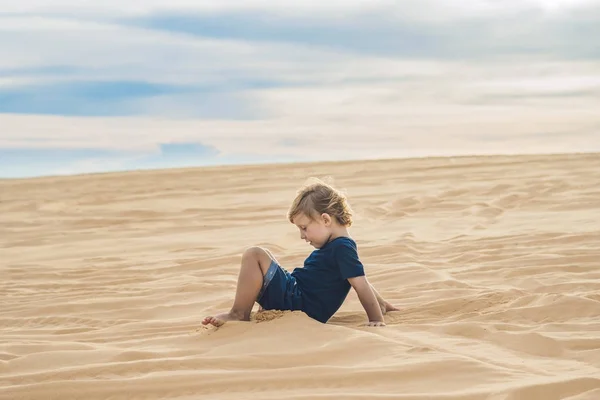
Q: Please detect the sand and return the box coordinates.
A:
[1,152,600,400]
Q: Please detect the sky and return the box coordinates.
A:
[1,0,599,178]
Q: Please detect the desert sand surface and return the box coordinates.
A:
[1,152,600,400]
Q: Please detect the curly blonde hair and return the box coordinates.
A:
[287,178,353,226]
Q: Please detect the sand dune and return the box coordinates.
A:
[1,153,600,400]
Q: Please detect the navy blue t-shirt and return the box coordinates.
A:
[291,237,365,323]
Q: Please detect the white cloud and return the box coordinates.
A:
[0,15,366,85]
[2,0,598,17]
[0,16,254,70]
[2,68,599,157]
[1,112,598,175]
[0,0,446,16]
[1,0,599,177]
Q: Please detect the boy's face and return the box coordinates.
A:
[292,212,333,249]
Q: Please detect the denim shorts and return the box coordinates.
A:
[256,260,303,311]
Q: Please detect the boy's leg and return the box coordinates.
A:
[263,248,280,265]
[260,248,279,309]
[202,246,274,326]
[230,247,273,318]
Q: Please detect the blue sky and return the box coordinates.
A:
[1,0,600,178]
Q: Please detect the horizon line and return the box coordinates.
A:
[2,149,598,183]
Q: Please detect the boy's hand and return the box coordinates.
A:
[380,301,400,315]
[366,321,386,327]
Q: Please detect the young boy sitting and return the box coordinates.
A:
[202,178,398,327]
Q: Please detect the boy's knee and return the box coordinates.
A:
[242,246,271,263]
[242,246,272,273]
[243,246,268,261]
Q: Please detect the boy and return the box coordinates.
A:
[202,178,398,327]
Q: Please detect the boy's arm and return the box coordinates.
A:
[369,283,399,314]
[370,283,386,308]
[348,276,386,326]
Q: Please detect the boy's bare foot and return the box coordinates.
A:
[202,312,243,327]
